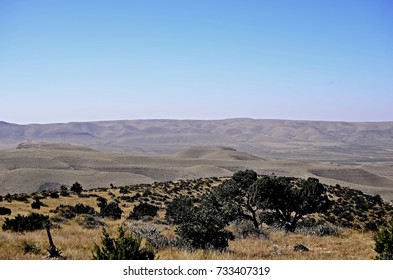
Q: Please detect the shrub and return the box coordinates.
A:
[0,207,11,215]
[131,224,174,249]
[92,227,155,260]
[165,196,193,224]
[54,203,97,219]
[129,203,159,220]
[2,213,49,232]
[49,192,60,199]
[31,198,44,209]
[13,193,30,202]
[374,217,393,260]
[174,195,234,250]
[21,240,41,254]
[100,202,123,220]
[70,182,83,194]
[60,185,69,197]
[76,214,106,229]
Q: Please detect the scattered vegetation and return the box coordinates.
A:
[0,170,392,260]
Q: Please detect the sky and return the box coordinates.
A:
[0,0,392,124]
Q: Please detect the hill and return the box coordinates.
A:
[1,119,392,162]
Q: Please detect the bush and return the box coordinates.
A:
[92,227,155,260]
[165,197,193,224]
[0,207,11,215]
[129,203,159,220]
[131,224,174,249]
[76,214,106,229]
[375,217,393,260]
[70,182,83,194]
[54,203,97,219]
[49,192,60,199]
[2,213,49,232]
[31,198,44,209]
[100,202,123,220]
[60,185,69,197]
[21,240,41,254]
[174,195,234,250]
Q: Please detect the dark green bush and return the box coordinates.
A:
[0,207,11,215]
[2,213,49,232]
[31,198,44,209]
[92,227,155,260]
[60,185,69,197]
[375,216,393,260]
[165,196,193,224]
[100,201,123,220]
[129,202,159,220]
[70,182,83,194]
[49,192,60,199]
[54,203,97,219]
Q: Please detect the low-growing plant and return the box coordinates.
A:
[99,201,123,220]
[54,203,97,219]
[92,226,155,260]
[76,214,106,229]
[129,202,159,221]
[0,206,11,215]
[21,240,41,254]
[374,216,393,260]
[70,182,83,194]
[2,213,49,232]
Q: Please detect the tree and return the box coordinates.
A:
[374,216,393,260]
[70,182,83,194]
[252,176,330,232]
[92,226,155,260]
[212,170,261,229]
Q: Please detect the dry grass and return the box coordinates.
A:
[157,230,376,260]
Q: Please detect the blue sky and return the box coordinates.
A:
[0,0,392,124]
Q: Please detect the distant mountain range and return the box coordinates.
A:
[1,119,393,162]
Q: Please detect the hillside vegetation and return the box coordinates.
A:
[0,171,392,260]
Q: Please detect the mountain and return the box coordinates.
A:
[1,119,392,162]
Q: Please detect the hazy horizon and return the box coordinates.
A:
[1,1,392,124]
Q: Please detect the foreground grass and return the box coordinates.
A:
[0,219,376,260]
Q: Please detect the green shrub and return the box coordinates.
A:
[54,203,97,219]
[70,182,83,194]
[0,207,11,215]
[31,198,44,209]
[2,213,49,232]
[129,202,159,220]
[165,196,193,224]
[92,227,155,260]
[99,201,123,220]
[49,192,60,199]
[374,217,393,260]
[60,185,69,197]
